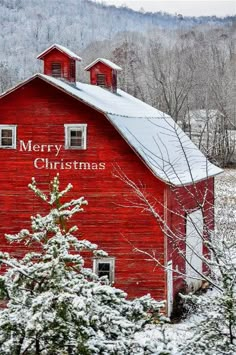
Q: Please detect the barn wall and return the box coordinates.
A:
[166,178,214,297]
[0,78,166,300]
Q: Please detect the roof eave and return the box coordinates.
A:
[172,169,223,187]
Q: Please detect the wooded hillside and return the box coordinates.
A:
[0,0,235,165]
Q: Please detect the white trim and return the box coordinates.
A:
[64,124,87,150]
[93,257,115,283]
[167,260,173,317]
[0,125,17,149]
[164,187,168,274]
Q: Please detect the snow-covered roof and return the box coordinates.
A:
[0,74,222,186]
[84,58,122,71]
[39,74,160,118]
[109,115,222,186]
[37,44,82,61]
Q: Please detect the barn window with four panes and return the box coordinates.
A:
[93,258,115,283]
[0,125,17,148]
[64,124,87,149]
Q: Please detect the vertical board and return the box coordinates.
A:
[186,209,203,291]
[167,260,173,317]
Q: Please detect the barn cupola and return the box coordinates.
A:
[84,59,122,93]
[37,44,82,83]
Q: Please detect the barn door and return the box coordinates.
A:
[186,209,203,291]
[167,260,173,317]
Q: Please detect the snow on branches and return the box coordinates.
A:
[0,175,167,355]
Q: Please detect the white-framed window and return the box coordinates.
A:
[93,258,115,283]
[64,124,87,150]
[0,125,17,149]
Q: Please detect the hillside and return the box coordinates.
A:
[0,0,234,90]
[0,0,235,169]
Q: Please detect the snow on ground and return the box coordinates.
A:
[215,169,236,242]
[135,169,236,354]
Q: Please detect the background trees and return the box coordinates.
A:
[0,1,235,167]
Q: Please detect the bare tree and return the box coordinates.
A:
[145,39,196,122]
[111,122,235,351]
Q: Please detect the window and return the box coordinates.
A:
[96,74,106,88]
[0,125,16,148]
[65,124,87,150]
[51,63,62,77]
[93,258,115,283]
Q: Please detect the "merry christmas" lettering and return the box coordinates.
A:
[34,158,105,170]
[20,140,62,157]
[19,140,106,170]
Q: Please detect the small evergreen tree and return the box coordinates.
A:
[0,175,168,355]
[179,235,236,355]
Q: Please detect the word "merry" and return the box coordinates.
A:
[19,140,62,157]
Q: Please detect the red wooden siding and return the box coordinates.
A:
[0,77,166,300]
[42,48,76,82]
[89,62,116,92]
[166,178,214,297]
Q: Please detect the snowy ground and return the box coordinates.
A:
[136,169,236,354]
[215,169,236,242]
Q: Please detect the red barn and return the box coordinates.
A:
[0,44,221,316]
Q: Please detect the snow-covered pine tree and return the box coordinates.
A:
[179,234,236,355]
[0,175,168,355]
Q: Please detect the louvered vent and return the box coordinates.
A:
[51,63,62,78]
[96,74,106,88]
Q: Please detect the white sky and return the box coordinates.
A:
[94,1,236,17]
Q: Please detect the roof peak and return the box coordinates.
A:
[37,44,82,61]
[84,58,122,71]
